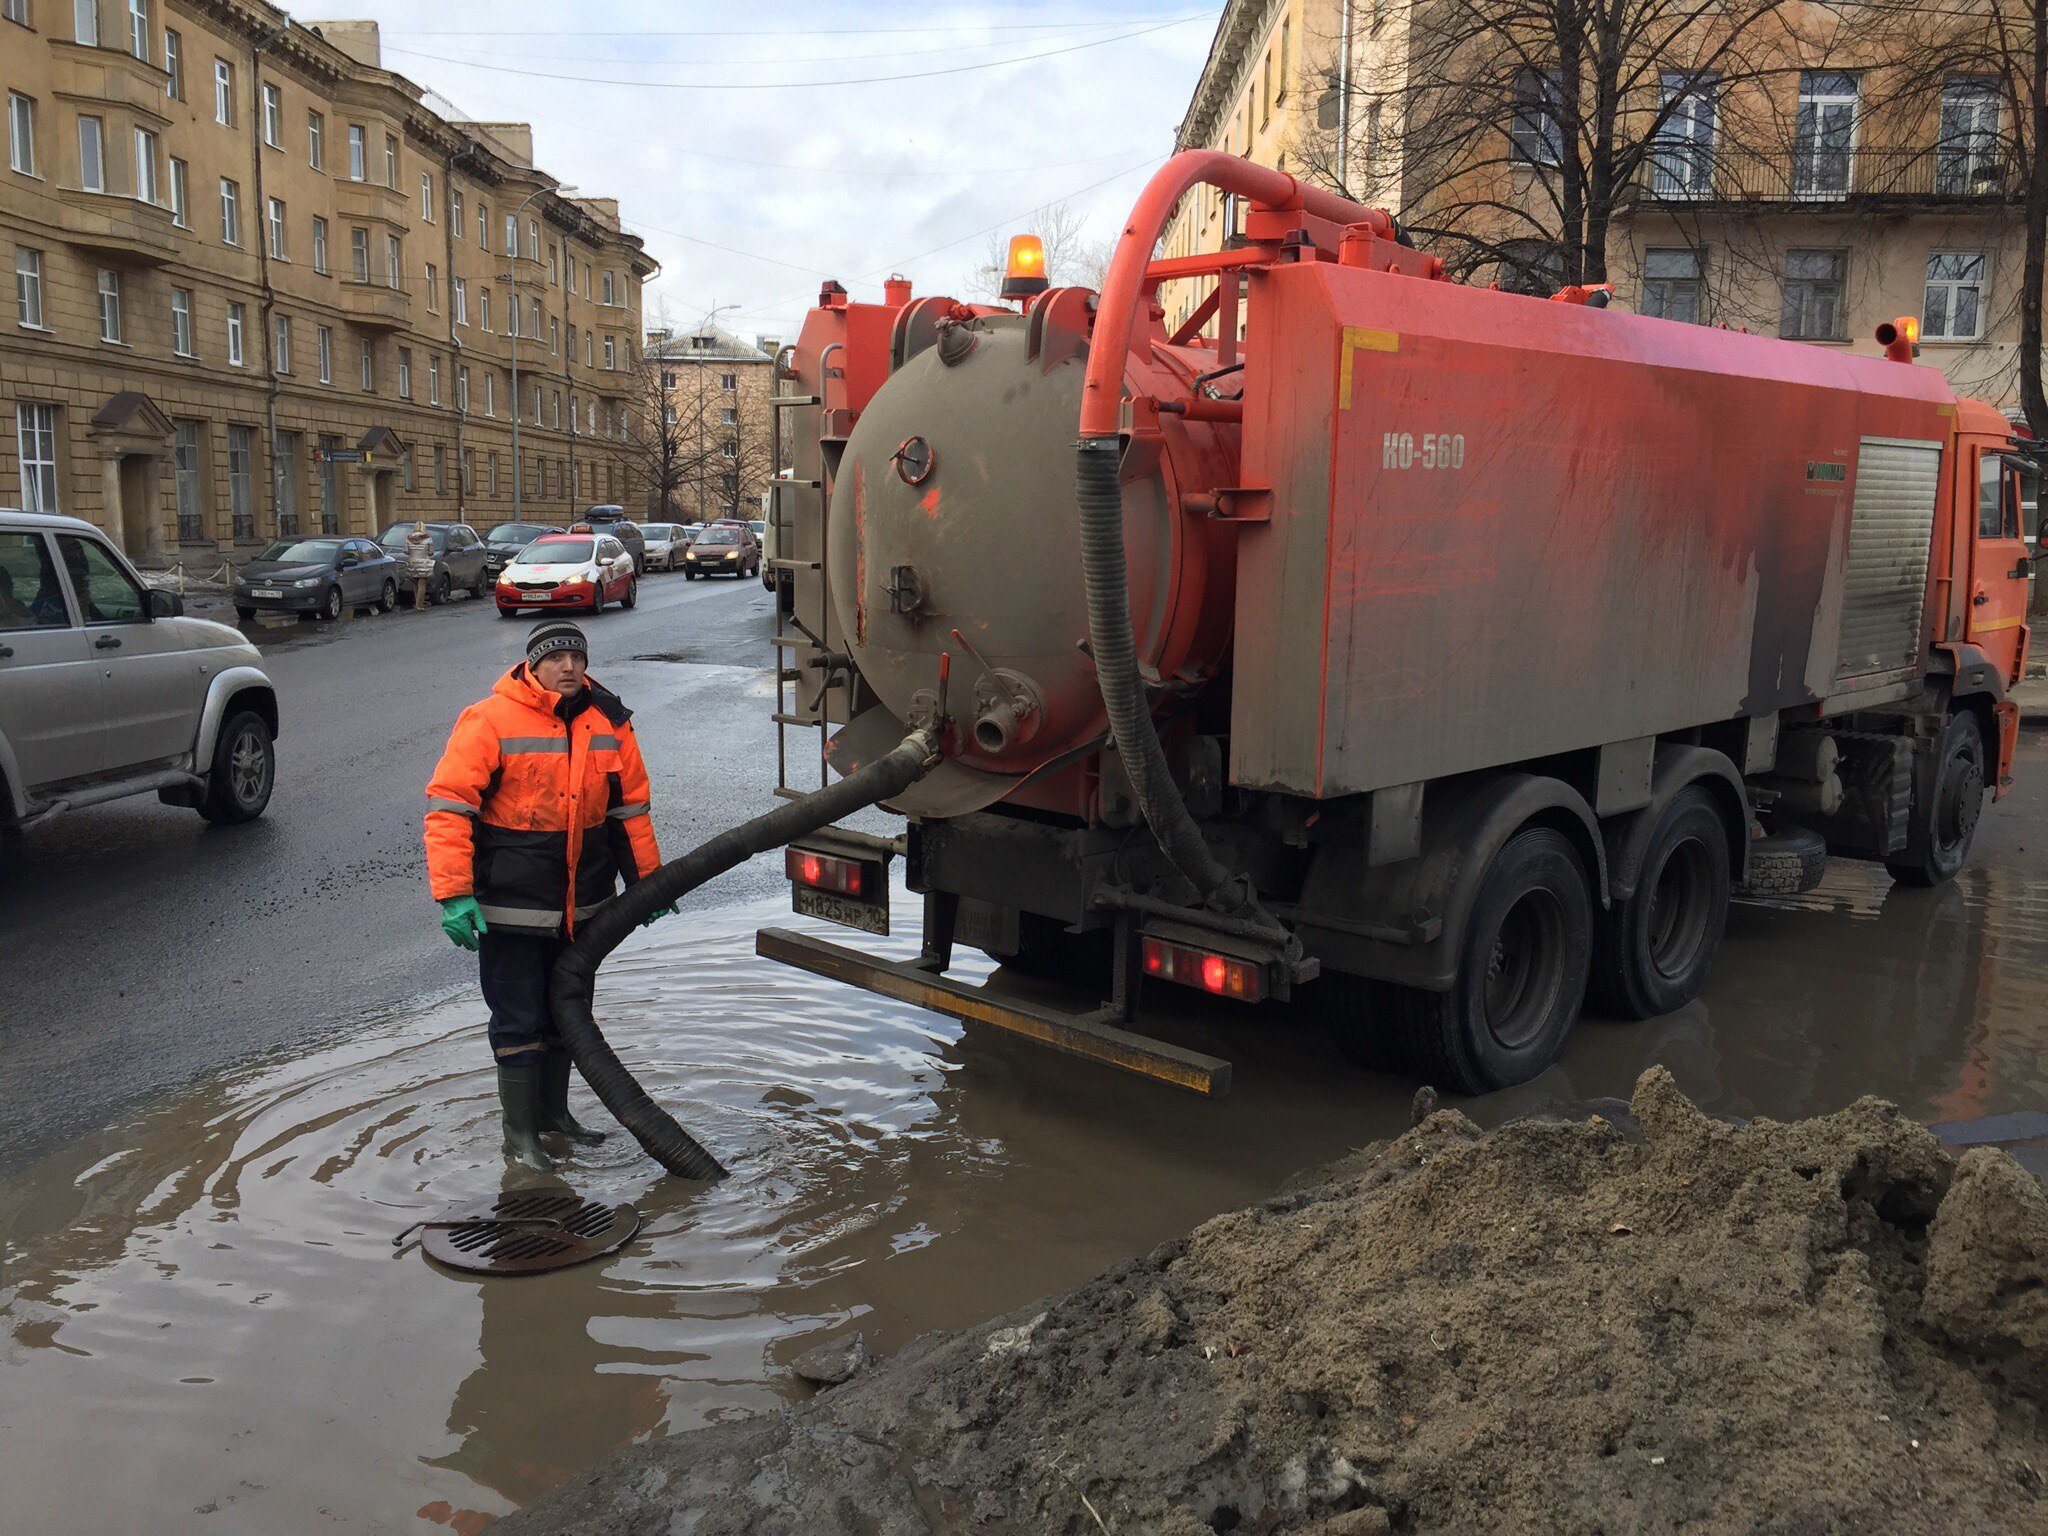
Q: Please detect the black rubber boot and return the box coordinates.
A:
[539,1049,608,1145]
[496,1060,556,1171]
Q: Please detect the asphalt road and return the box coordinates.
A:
[0,567,796,1173]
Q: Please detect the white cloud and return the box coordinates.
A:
[332,2,1221,344]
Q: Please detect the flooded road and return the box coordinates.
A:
[5,776,2047,1532]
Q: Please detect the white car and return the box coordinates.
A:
[0,509,279,830]
[638,523,684,572]
[495,531,638,617]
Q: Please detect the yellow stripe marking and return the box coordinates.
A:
[1972,615,2025,633]
[1338,326,1400,409]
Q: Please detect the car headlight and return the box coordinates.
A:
[293,576,322,588]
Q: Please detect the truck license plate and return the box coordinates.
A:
[793,884,889,936]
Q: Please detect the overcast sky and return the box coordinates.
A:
[328,2,1223,345]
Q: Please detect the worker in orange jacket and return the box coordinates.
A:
[424,618,674,1170]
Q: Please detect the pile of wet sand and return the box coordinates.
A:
[504,1068,2046,1535]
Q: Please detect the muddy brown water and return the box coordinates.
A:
[4,851,2046,1534]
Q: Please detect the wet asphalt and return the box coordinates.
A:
[0,568,786,1174]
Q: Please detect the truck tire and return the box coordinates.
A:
[1381,826,1592,1094]
[1886,711,1985,888]
[198,710,275,825]
[1738,826,1828,896]
[1588,787,1730,1019]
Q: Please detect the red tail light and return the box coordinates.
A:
[1140,936,1268,1002]
[786,847,870,899]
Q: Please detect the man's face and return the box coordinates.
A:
[532,650,587,695]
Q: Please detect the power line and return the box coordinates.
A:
[392,14,1212,38]
[381,16,1205,92]
[392,21,1214,67]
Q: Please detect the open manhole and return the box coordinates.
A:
[396,1191,641,1275]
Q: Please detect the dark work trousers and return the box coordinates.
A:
[478,929,568,1059]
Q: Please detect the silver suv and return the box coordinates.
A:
[0,510,279,829]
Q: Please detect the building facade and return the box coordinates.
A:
[1,3,655,566]
[641,323,776,523]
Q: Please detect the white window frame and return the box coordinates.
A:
[1639,247,1705,323]
[350,226,368,283]
[311,215,327,273]
[397,346,411,398]
[306,110,323,170]
[171,286,193,355]
[163,28,181,98]
[127,0,147,61]
[383,133,396,188]
[74,0,98,46]
[452,276,467,325]
[316,325,332,383]
[272,313,290,373]
[132,126,158,203]
[450,189,463,237]
[261,82,281,149]
[359,338,373,392]
[424,262,438,312]
[77,114,104,192]
[16,402,59,514]
[420,170,433,222]
[384,233,400,291]
[347,123,365,181]
[1781,248,1847,340]
[16,245,45,329]
[1793,72,1859,201]
[457,366,470,412]
[602,269,615,305]
[219,176,239,245]
[1921,250,1988,342]
[266,195,286,259]
[226,300,245,366]
[428,353,440,405]
[213,58,233,127]
[168,155,187,225]
[604,336,615,369]
[7,93,35,177]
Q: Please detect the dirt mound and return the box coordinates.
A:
[504,1069,2047,1535]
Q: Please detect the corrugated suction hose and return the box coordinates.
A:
[549,725,943,1180]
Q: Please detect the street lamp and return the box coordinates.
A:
[505,183,574,520]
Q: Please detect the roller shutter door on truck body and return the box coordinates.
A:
[1834,437,1943,684]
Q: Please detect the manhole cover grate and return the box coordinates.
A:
[401,1191,641,1275]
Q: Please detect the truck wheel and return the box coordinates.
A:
[1738,826,1828,897]
[1887,711,1985,887]
[1318,972,1410,1073]
[1382,826,1592,1094]
[198,711,275,825]
[1588,787,1730,1019]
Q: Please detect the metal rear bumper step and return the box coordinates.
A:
[755,926,1231,1096]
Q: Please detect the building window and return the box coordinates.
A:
[170,286,192,354]
[503,212,516,254]
[720,371,736,391]
[7,93,34,176]
[424,262,437,312]
[604,337,616,369]
[428,353,440,404]
[347,123,364,180]
[478,201,489,250]
[483,371,494,416]
[272,314,290,373]
[130,127,159,202]
[274,431,299,535]
[317,324,332,382]
[173,421,203,540]
[213,58,233,127]
[359,339,373,391]
[1793,72,1858,199]
[549,316,559,354]
[530,381,540,422]
[96,268,120,342]
[433,443,446,494]
[4,0,30,22]
[1509,67,1563,166]
[1651,73,1717,198]
[74,0,96,45]
[168,155,187,224]
[722,439,737,461]
[420,170,432,221]
[721,406,737,426]
[383,133,396,187]
[397,346,412,398]
[526,218,537,257]
[311,215,327,272]
[15,246,43,328]
[450,190,463,236]
[266,196,286,258]
[457,365,469,412]
[261,82,281,148]
[602,269,615,305]
[584,333,593,368]
[77,114,104,191]
[126,0,146,60]
[1639,248,1703,323]
[1936,80,2001,195]
[163,28,182,97]
[550,389,560,428]
[306,111,323,170]
[226,300,245,364]
[17,402,59,513]
[350,226,368,282]
[227,424,253,538]
[452,276,466,324]
[385,233,400,290]
[480,285,491,331]
[486,450,498,496]
[219,176,239,244]
[1781,249,1846,339]
[1922,251,1986,341]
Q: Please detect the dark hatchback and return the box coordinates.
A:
[483,522,564,579]
[233,536,400,621]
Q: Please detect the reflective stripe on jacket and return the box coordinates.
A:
[423,665,662,935]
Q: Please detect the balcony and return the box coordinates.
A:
[341,278,412,329]
[59,186,179,267]
[1624,144,2021,212]
[333,177,410,228]
[494,252,548,289]
[48,40,173,121]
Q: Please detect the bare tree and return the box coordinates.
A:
[974,198,1115,299]
[622,344,712,520]
[1294,0,1842,289]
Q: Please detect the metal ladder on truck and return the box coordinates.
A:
[766,348,833,801]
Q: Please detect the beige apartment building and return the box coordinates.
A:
[1161,0,2035,419]
[642,323,776,523]
[1,1,654,566]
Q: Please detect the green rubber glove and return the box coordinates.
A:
[640,902,679,929]
[439,895,488,950]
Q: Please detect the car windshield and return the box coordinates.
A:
[641,525,672,538]
[516,539,593,564]
[256,539,342,563]
[696,528,738,546]
[488,524,548,545]
[379,525,443,549]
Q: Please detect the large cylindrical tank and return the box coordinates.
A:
[826,304,1236,787]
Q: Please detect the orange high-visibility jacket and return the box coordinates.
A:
[424,665,663,935]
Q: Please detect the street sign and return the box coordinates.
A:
[313,448,364,464]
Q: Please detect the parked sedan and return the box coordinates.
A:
[482,521,563,580]
[682,521,760,578]
[375,522,491,605]
[233,537,399,621]
[638,523,685,572]
[496,533,638,617]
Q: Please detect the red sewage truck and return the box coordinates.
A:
[755,151,2032,1098]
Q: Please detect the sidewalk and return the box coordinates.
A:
[2014,675,2048,728]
